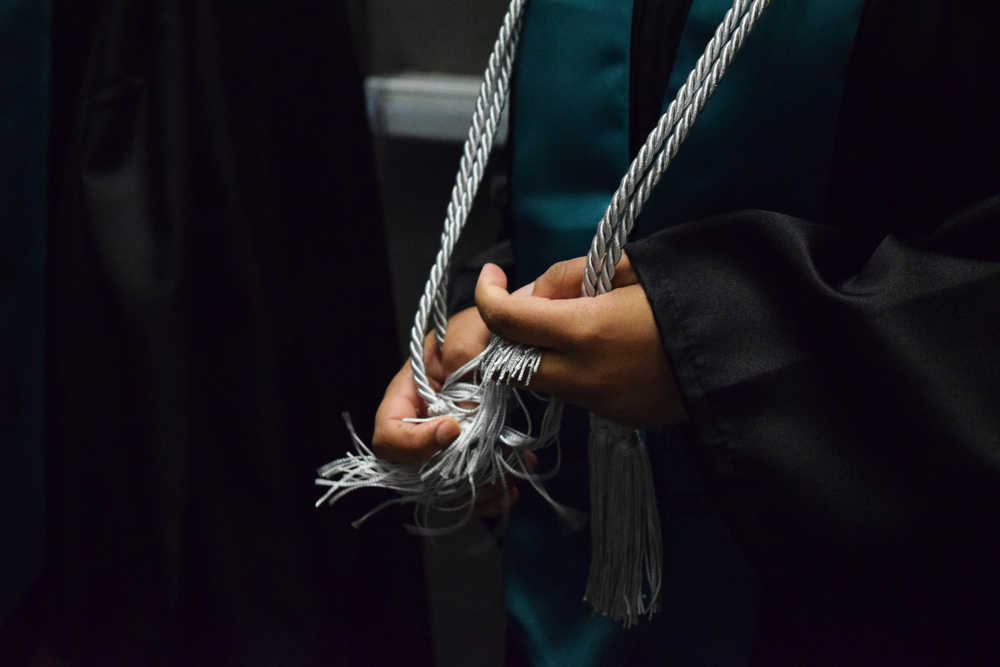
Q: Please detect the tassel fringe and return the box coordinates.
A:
[584,414,663,627]
[315,337,573,535]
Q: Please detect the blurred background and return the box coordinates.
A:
[1,0,510,665]
[352,3,512,667]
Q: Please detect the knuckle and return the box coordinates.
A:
[441,349,462,375]
[547,260,574,294]
[550,259,570,284]
[443,341,478,373]
[372,423,420,463]
[441,348,459,372]
[478,302,510,334]
[533,262,558,297]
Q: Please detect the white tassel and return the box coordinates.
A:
[584,414,663,627]
[315,337,568,535]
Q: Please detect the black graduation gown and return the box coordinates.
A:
[43,1,430,664]
[444,0,1000,663]
[622,0,1000,663]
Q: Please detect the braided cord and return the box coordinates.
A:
[317,0,774,536]
[430,7,523,343]
[583,0,771,297]
[409,0,527,406]
[485,0,770,386]
[414,0,771,403]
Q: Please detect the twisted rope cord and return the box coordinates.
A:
[430,10,522,344]
[576,2,769,626]
[484,0,770,382]
[317,0,772,536]
[412,0,527,402]
[583,0,748,296]
[316,0,549,536]
[583,0,769,297]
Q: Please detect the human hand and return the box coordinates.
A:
[372,306,488,465]
[474,254,688,427]
[423,305,492,385]
[370,305,532,515]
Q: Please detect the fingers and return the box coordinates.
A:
[610,251,637,288]
[474,253,640,350]
[440,306,491,379]
[372,417,460,465]
[423,331,445,390]
[423,307,492,385]
[475,263,593,350]
[521,350,578,400]
[373,362,461,465]
[511,282,535,297]
[530,253,638,300]
[530,258,587,299]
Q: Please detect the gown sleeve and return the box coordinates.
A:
[625,2,1000,610]
[626,194,1000,611]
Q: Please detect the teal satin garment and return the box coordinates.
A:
[0,0,50,623]
[510,0,633,287]
[506,0,865,665]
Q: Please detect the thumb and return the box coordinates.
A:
[475,261,581,349]
[531,258,587,299]
[531,253,638,300]
[477,262,509,293]
[373,416,461,465]
[474,262,511,331]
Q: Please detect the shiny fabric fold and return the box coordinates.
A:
[626,6,1000,661]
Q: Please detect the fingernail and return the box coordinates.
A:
[511,282,535,297]
[435,419,460,446]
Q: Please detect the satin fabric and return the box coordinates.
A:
[626,1,1000,663]
[506,2,635,664]
[505,1,864,665]
[0,0,49,631]
[505,5,632,660]
[510,0,634,286]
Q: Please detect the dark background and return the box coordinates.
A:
[1,1,509,665]
[353,4,513,666]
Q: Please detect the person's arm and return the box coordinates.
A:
[479,0,1000,595]
[470,197,1000,640]
[626,198,1000,565]
[372,230,522,516]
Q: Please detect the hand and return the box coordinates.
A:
[423,305,492,385]
[371,305,531,516]
[370,361,461,465]
[474,253,688,427]
[372,307,489,465]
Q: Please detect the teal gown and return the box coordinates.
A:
[504,0,865,664]
[0,0,49,624]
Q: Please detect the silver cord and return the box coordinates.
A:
[409,0,527,405]
[317,0,773,535]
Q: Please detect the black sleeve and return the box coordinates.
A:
[625,0,1000,601]
[623,3,1000,659]
[627,198,1000,601]
[446,142,517,314]
[448,238,513,314]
